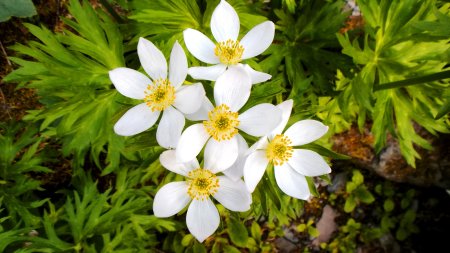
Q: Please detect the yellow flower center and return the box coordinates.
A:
[266,134,293,166]
[187,168,220,200]
[214,39,244,65]
[203,104,240,141]
[144,78,175,111]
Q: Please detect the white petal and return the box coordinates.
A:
[284,120,329,146]
[214,176,251,212]
[185,97,214,121]
[160,150,199,176]
[204,137,238,173]
[156,107,185,149]
[188,64,227,81]
[153,181,190,217]
[238,103,281,137]
[270,99,293,137]
[169,41,188,89]
[173,83,206,114]
[243,150,269,192]
[186,198,220,243]
[137,37,167,80]
[211,0,240,42]
[247,136,269,155]
[223,134,248,181]
[288,149,331,177]
[109,68,149,99]
[114,103,160,136]
[274,163,311,200]
[176,124,210,163]
[214,66,251,112]
[241,21,275,59]
[183,29,220,64]
[242,64,271,85]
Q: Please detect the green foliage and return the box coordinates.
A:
[2,0,446,251]
[129,0,203,42]
[344,170,375,213]
[227,215,249,247]
[5,0,126,174]
[324,175,420,252]
[0,122,50,227]
[0,0,36,22]
[263,0,352,111]
[334,0,450,166]
[296,219,319,238]
[375,183,419,241]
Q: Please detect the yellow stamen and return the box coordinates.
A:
[266,134,293,166]
[144,78,175,111]
[214,39,244,65]
[203,104,240,141]
[187,168,220,200]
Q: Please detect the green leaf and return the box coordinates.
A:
[344,195,357,213]
[181,234,194,247]
[346,182,357,193]
[351,170,364,186]
[374,70,450,91]
[296,224,307,232]
[308,226,320,238]
[383,199,395,212]
[223,245,241,253]
[261,166,282,211]
[301,143,351,160]
[435,97,450,119]
[250,222,262,243]
[241,77,285,111]
[193,241,207,253]
[395,228,409,241]
[129,0,201,42]
[227,216,249,248]
[354,187,375,204]
[381,215,395,231]
[0,0,36,22]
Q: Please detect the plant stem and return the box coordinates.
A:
[0,40,12,67]
[373,70,450,91]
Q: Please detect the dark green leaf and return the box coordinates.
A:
[0,0,36,22]
[354,187,375,204]
[300,143,350,160]
[383,199,395,212]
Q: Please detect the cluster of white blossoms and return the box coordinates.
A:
[109,0,331,243]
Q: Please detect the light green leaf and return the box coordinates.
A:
[344,195,357,213]
[227,216,248,248]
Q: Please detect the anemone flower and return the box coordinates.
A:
[243,99,331,200]
[153,150,252,242]
[176,66,281,171]
[109,38,205,149]
[183,0,275,84]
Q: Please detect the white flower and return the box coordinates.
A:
[176,66,282,171]
[243,99,331,200]
[222,134,249,181]
[109,38,205,149]
[153,150,252,242]
[183,0,275,84]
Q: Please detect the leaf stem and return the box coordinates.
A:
[373,70,450,91]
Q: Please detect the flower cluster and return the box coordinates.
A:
[109,0,331,243]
